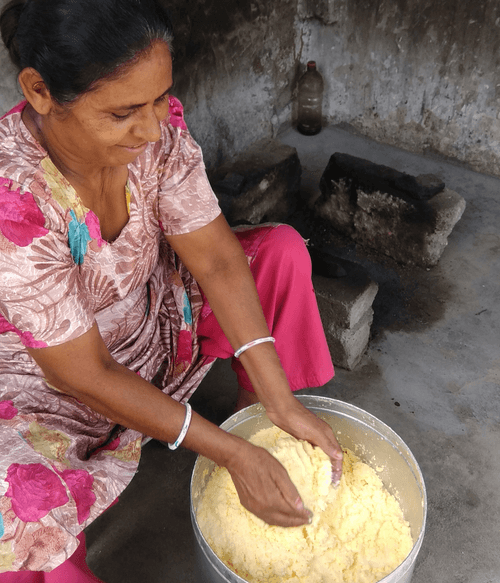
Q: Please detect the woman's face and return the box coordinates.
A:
[43,41,173,168]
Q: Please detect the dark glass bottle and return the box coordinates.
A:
[297,61,324,135]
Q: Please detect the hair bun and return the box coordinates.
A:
[0,0,28,68]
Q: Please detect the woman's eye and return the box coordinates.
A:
[155,93,169,105]
[112,112,133,120]
[111,95,168,120]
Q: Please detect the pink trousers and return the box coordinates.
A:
[0,532,104,582]
[0,225,333,581]
[197,224,334,392]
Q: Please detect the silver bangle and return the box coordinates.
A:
[234,336,276,359]
[168,403,192,451]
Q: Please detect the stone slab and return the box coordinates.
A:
[312,269,379,330]
[353,187,466,267]
[315,154,466,267]
[211,139,301,226]
[313,269,378,370]
[321,308,373,371]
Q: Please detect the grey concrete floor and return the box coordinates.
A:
[85,126,500,583]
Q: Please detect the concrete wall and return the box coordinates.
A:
[1,0,499,177]
[167,0,299,173]
[297,0,500,177]
[0,39,22,117]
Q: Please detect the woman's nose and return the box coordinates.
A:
[133,106,163,143]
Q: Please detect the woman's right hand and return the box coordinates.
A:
[225,441,312,527]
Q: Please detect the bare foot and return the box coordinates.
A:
[233,386,260,413]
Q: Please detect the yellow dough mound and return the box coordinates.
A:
[197,426,413,583]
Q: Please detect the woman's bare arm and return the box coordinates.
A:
[27,324,239,463]
[165,214,295,413]
[27,323,312,526]
[166,214,343,479]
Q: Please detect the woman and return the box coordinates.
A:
[0,0,343,579]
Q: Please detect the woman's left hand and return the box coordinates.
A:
[266,397,343,484]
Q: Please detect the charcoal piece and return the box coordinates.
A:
[212,173,246,198]
[328,153,445,201]
[415,174,446,196]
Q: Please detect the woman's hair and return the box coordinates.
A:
[0,0,173,104]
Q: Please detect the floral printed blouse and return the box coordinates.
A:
[0,97,221,572]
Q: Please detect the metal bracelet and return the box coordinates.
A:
[168,403,192,451]
[234,336,276,359]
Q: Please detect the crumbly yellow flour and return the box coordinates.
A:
[197,426,413,583]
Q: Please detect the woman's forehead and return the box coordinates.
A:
[89,42,173,109]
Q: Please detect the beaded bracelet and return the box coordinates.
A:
[168,403,192,451]
[234,336,276,359]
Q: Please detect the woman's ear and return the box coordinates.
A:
[18,68,53,115]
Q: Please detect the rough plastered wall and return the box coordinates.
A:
[168,0,300,172]
[296,0,500,177]
[0,39,21,115]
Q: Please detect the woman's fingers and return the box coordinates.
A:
[225,398,347,527]
[267,400,344,484]
[260,497,312,527]
[272,459,313,524]
[331,459,343,485]
[312,421,343,485]
[227,444,312,527]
